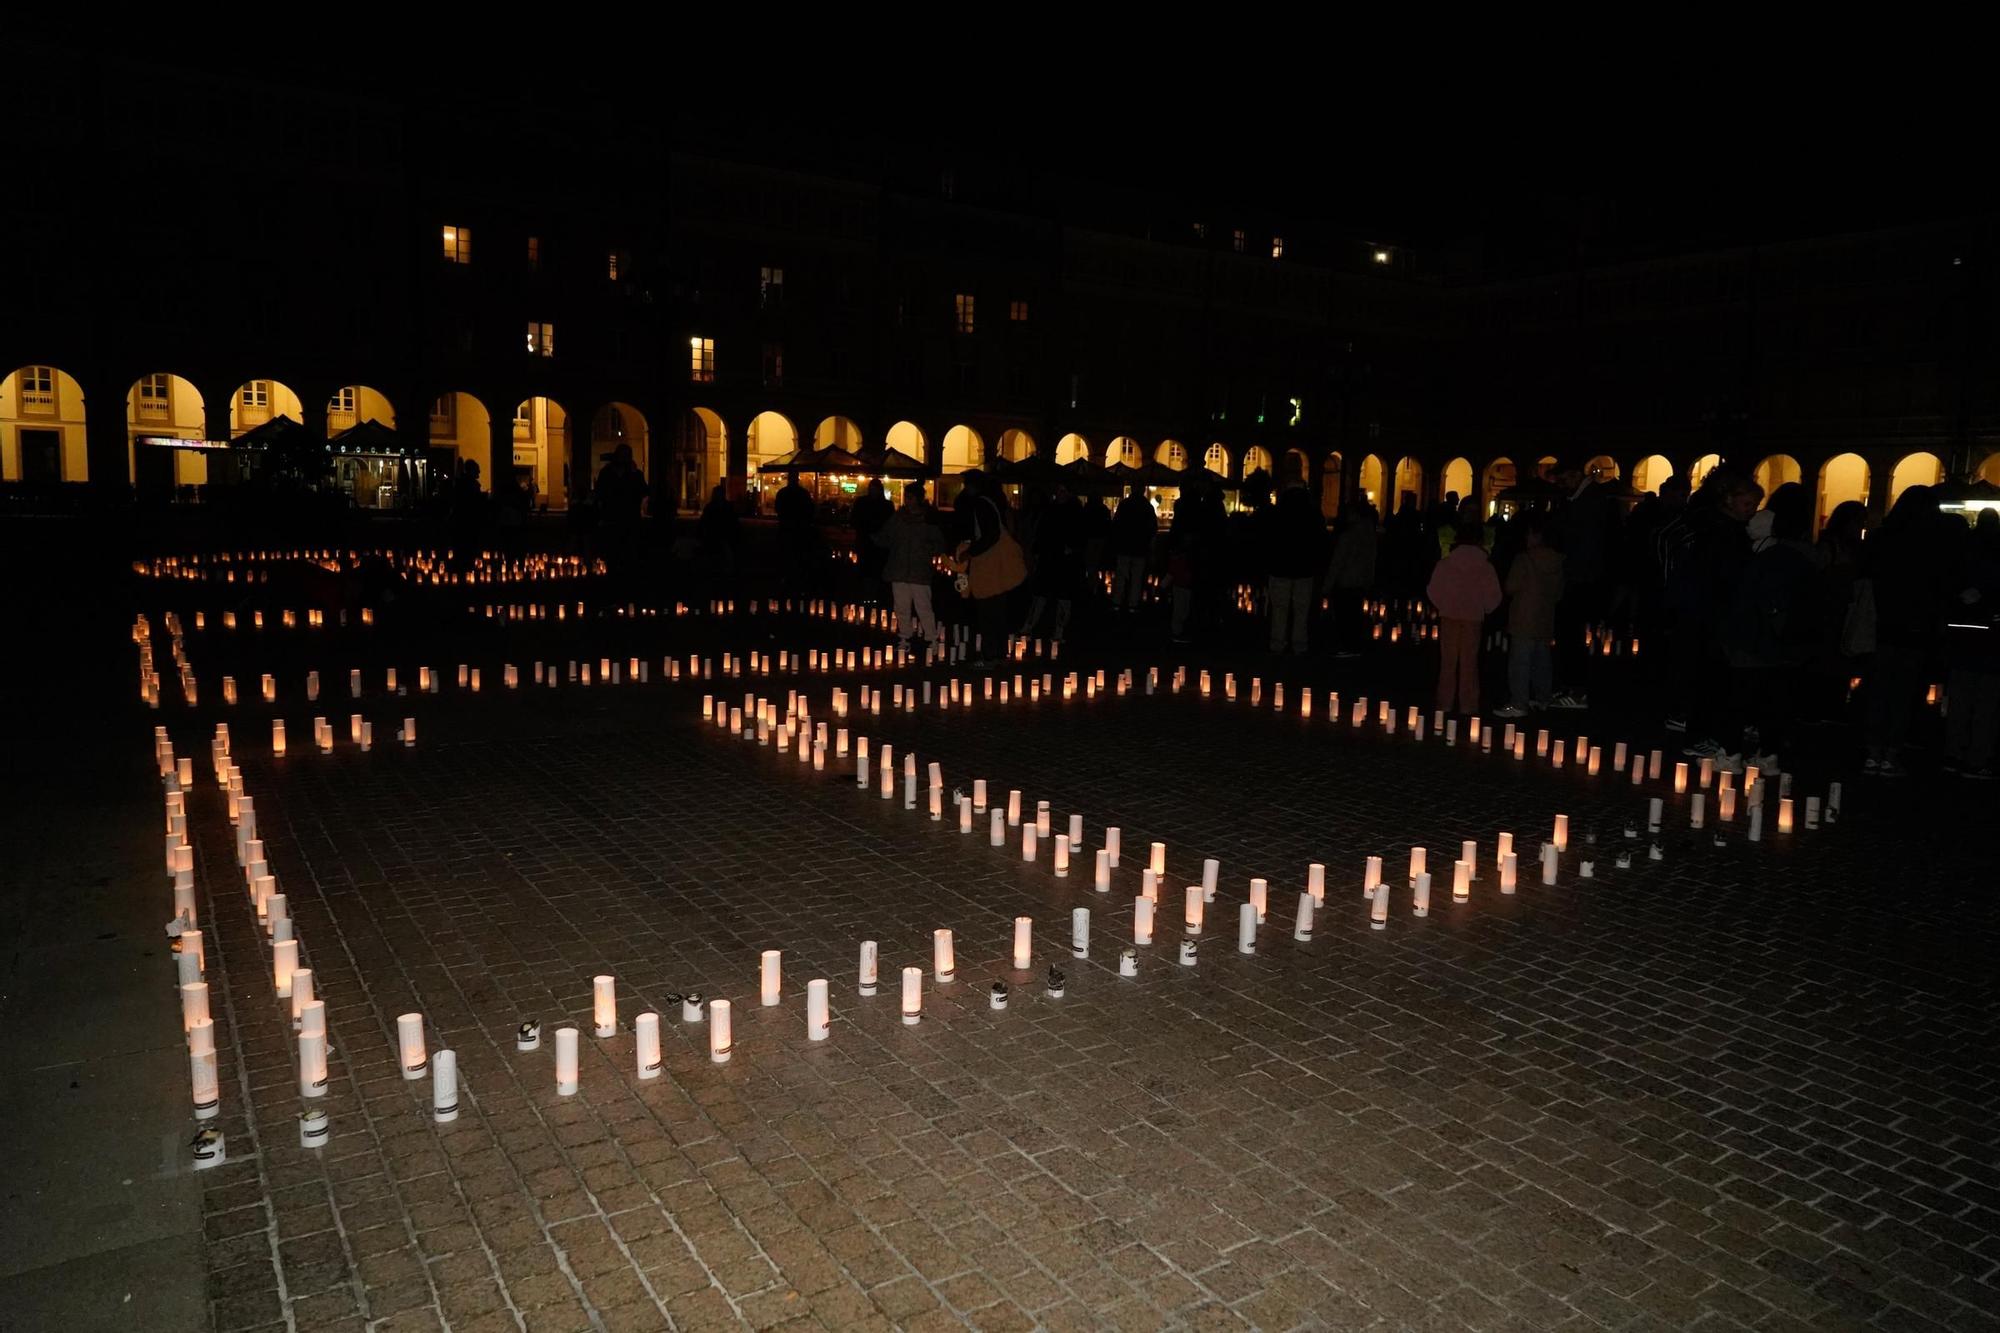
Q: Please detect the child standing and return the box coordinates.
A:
[1426,522,1502,714]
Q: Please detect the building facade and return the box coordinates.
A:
[5,44,1997,529]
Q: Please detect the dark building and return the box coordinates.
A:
[5,43,1996,531]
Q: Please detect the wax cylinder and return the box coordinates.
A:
[298,1030,328,1098]
[1690,793,1706,828]
[1553,815,1568,852]
[1414,871,1432,916]
[1036,800,1051,837]
[1105,827,1121,867]
[635,1012,663,1079]
[933,929,955,982]
[173,879,197,925]
[900,968,922,1025]
[760,951,781,1006]
[291,968,314,1026]
[1249,878,1268,922]
[1022,825,1037,861]
[1201,858,1219,903]
[1500,852,1518,894]
[1365,855,1383,898]
[1094,848,1110,892]
[859,940,879,994]
[190,1042,220,1120]
[1140,868,1158,902]
[1069,814,1083,846]
[959,797,973,833]
[1007,790,1022,826]
[555,1026,580,1093]
[990,809,1006,846]
[432,1049,460,1122]
[1370,883,1389,929]
[1541,844,1558,885]
[1307,863,1325,904]
[265,892,288,939]
[1461,840,1478,877]
[398,1013,427,1079]
[1184,885,1204,935]
[1013,917,1033,970]
[1778,797,1794,832]
[1237,902,1257,954]
[973,779,987,810]
[795,979,827,1043]
[1071,907,1089,957]
[273,939,297,997]
[179,928,203,980]
[1054,835,1070,877]
[1294,891,1314,941]
[592,975,617,1037]
[181,980,209,1032]
[1134,897,1155,944]
[1149,842,1166,877]
[1648,797,1664,832]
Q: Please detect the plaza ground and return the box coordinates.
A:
[3,540,1996,1332]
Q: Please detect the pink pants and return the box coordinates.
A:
[1437,618,1482,714]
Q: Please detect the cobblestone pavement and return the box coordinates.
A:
[147,606,1998,1332]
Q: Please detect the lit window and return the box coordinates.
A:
[526,322,555,357]
[607,252,621,281]
[137,374,171,418]
[762,341,784,387]
[442,224,471,264]
[1204,443,1229,475]
[430,396,455,424]
[330,387,356,416]
[1232,229,1245,253]
[690,336,715,383]
[1009,300,1028,323]
[955,293,976,334]
[1373,248,1391,265]
[1271,236,1285,260]
[19,365,55,414]
[513,400,532,430]
[1159,442,1187,470]
[241,380,270,410]
[526,236,541,269]
[760,265,785,307]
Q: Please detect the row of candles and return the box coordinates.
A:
[136,547,602,585]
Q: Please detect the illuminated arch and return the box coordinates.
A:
[748,411,799,473]
[1889,450,1943,505]
[1817,453,1871,529]
[1202,442,1230,477]
[1584,455,1621,482]
[428,390,493,488]
[1632,455,1674,494]
[1155,439,1189,470]
[1479,458,1514,515]
[1357,454,1385,507]
[814,416,863,450]
[1536,455,1560,482]
[1391,456,1424,512]
[2,364,88,482]
[1752,454,1801,499]
[942,424,984,472]
[229,378,304,437]
[126,372,207,488]
[1055,433,1090,465]
[996,428,1036,462]
[674,407,728,511]
[1105,436,1143,469]
[1241,445,1273,478]
[1979,451,2000,486]
[1319,451,1344,518]
[1690,453,1722,488]
[886,420,928,464]
[326,385,396,437]
[1441,457,1473,503]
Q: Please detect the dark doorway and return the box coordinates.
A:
[19,429,62,482]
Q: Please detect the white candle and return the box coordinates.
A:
[1134,897,1155,945]
[1648,797,1664,832]
[1150,841,1166,877]
[1691,793,1706,828]
[1007,790,1022,826]
[900,967,923,1025]
[1553,815,1568,852]
[1013,917,1033,969]
[635,1012,662,1078]
[190,1040,220,1120]
[1365,855,1383,898]
[432,1049,460,1122]
[1307,862,1325,904]
[1674,762,1688,793]
[1408,846,1426,886]
[959,798,972,833]
[806,979,830,1041]
[273,939,297,997]
[933,929,955,982]
[1184,885,1204,935]
[1541,843,1558,885]
[1071,907,1089,957]
[1294,891,1314,941]
[181,980,209,1032]
[398,1012,427,1079]
[1022,825,1037,861]
[1201,858,1219,903]
[1778,797,1794,833]
[760,951,781,1006]
[1068,813,1083,846]
[555,1025,580,1093]
[710,999,733,1059]
[1054,835,1070,876]
[272,719,287,756]
[290,968,314,1026]
[973,779,987,811]
[990,809,1006,846]
[1499,853,1517,894]
[1106,827,1121,867]
[298,1027,328,1098]
[1236,902,1257,953]
[1370,883,1389,929]
[1414,871,1432,916]
[1249,878,1268,922]
[1036,800,1051,837]
[1094,848,1110,892]
[859,940,879,994]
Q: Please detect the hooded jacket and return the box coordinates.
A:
[1426,542,1503,623]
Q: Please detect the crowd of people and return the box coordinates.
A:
[670,456,2000,780]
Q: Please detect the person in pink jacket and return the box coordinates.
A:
[1426,522,1503,713]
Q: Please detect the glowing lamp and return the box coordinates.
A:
[273,940,297,997]
[1013,916,1033,970]
[1054,835,1070,876]
[272,720,287,756]
[1408,846,1426,886]
[900,968,923,1025]
[1133,896,1155,944]
[1370,884,1389,929]
[1674,762,1688,794]
[1149,842,1166,877]
[1499,853,1517,894]
[635,1012,663,1078]
[1778,798,1794,833]
[1553,815,1568,852]
[398,1013,427,1079]
[1184,885,1204,935]
[760,951,781,1006]
[555,1025,580,1093]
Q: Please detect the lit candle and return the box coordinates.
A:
[1452,860,1471,902]
[1674,762,1688,793]
[1553,815,1568,852]
[710,999,734,1058]
[1007,790,1022,826]
[1364,855,1383,899]
[180,980,209,1033]
[1184,885,1204,935]
[760,951,781,1006]
[959,797,973,833]
[555,1025,580,1093]
[1777,797,1794,833]
[1499,852,1517,894]
[900,968,922,1025]
[1249,878,1268,922]
[273,939,297,997]
[635,1012,663,1078]
[1134,897,1155,944]
[1408,846,1426,886]
[1093,848,1110,892]
[1105,827,1121,867]
[859,940,879,994]
[1307,863,1325,904]
[1036,801,1051,837]
[1013,917,1033,970]
[1370,883,1389,929]
[1022,824,1038,860]
[990,809,1005,846]
[1149,842,1166,877]
[1413,871,1432,916]
[1054,835,1070,876]
[1541,843,1558,885]
[398,1012,427,1080]
[933,929,955,983]
[272,719,287,756]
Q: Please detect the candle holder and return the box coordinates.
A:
[398,1013,428,1079]
[555,1025,580,1093]
[709,999,734,1060]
